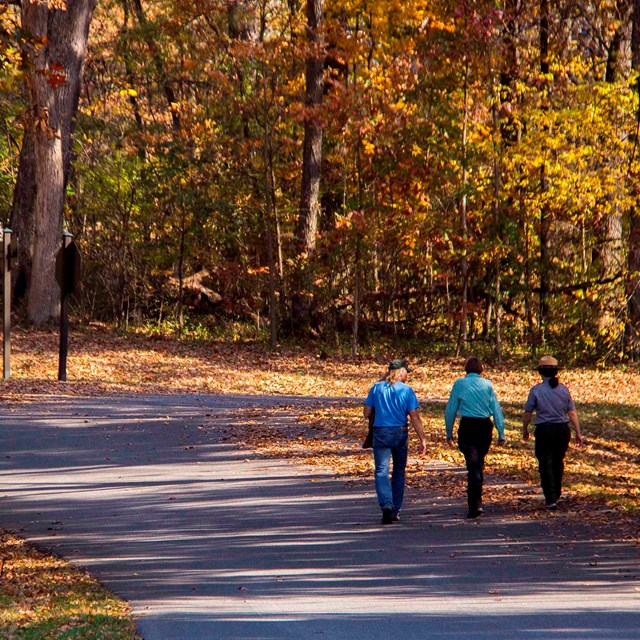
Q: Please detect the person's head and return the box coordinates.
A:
[386,358,411,383]
[464,356,483,375]
[537,355,559,388]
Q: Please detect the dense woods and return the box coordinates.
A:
[3,0,640,360]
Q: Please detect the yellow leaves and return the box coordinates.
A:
[362,140,375,155]
[119,88,138,97]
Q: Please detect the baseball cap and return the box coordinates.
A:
[388,358,411,373]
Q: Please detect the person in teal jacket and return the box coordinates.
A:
[445,357,505,518]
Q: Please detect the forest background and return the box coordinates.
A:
[2,0,640,362]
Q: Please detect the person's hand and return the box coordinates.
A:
[522,430,530,442]
[419,438,427,456]
[574,433,584,447]
[446,437,455,448]
[497,438,506,447]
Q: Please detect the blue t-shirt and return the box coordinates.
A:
[365,381,419,427]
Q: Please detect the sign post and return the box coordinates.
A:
[56,232,81,382]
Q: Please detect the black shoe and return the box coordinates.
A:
[392,512,400,522]
[381,508,393,525]
[467,508,484,519]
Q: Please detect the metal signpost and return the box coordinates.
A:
[56,232,82,382]
[3,228,16,379]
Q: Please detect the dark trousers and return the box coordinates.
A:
[457,417,493,512]
[534,422,571,504]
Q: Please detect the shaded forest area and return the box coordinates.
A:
[2,0,640,361]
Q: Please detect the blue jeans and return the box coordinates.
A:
[373,426,409,514]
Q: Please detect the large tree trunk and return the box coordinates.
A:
[291,0,324,332]
[11,0,96,325]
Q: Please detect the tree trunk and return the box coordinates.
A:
[628,0,640,356]
[12,0,96,325]
[595,16,625,339]
[538,0,550,346]
[291,0,324,332]
[262,70,278,350]
[456,56,470,357]
[129,0,180,131]
[492,76,503,362]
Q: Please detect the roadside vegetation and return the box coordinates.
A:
[0,530,139,640]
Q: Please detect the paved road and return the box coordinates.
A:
[1,393,639,640]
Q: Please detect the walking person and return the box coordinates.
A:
[522,355,584,509]
[445,356,506,518]
[364,359,427,525]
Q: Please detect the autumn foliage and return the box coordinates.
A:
[2,1,640,357]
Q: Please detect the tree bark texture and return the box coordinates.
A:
[291,0,324,332]
[12,0,96,325]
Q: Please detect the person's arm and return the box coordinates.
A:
[522,411,533,441]
[567,409,584,446]
[364,405,372,420]
[408,409,427,455]
[490,385,506,444]
[522,387,537,441]
[444,384,459,446]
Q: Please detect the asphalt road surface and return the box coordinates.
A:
[1,393,638,640]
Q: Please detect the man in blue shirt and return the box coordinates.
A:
[445,357,505,518]
[364,359,427,525]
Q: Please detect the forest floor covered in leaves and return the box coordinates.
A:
[1,325,639,638]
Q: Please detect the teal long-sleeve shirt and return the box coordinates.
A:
[444,373,505,440]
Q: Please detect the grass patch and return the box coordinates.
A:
[0,531,139,640]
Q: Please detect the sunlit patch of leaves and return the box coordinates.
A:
[0,531,139,640]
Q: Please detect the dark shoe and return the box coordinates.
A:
[391,512,400,522]
[545,502,557,510]
[381,508,393,525]
[467,508,484,519]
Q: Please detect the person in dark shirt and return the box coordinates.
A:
[522,355,584,509]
